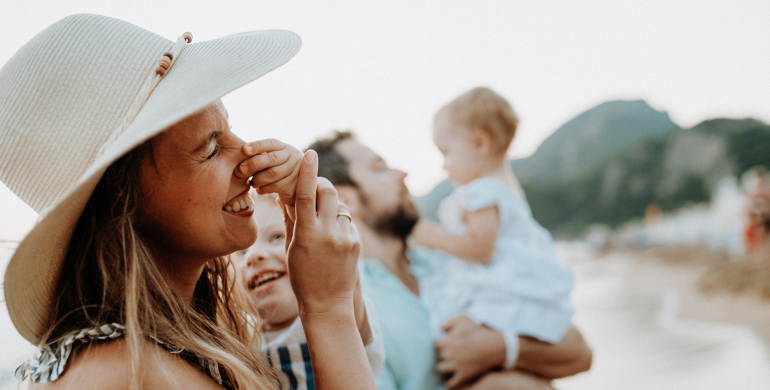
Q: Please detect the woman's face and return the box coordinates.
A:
[136,100,257,265]
[238,196,299,330]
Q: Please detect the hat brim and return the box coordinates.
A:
[4,29,301,345]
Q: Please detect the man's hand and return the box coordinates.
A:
[435,316,507,389]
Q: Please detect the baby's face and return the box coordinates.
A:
[237,197,299,331]
[433,112,483,186]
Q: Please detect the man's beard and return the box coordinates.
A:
[361,196,420,241]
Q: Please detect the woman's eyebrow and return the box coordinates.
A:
[193,131,222,153]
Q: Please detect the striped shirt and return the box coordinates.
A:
[266,342,315,390]
[261,296,385,390]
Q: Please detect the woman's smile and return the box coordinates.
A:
[224,188,255,214]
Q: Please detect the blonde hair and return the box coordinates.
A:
[438,87,519,155]
[45,143,284,390]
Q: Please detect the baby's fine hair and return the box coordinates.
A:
[438,87,519,155]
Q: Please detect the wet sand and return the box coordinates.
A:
[555,246,770,389]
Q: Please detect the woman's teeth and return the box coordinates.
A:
[224,192,254,212]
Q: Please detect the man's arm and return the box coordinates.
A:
[435,316,591,389]
[517,325,592,379]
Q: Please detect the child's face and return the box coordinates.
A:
[238,197,299,330]
[433,112,483,186]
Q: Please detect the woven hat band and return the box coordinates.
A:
[97,34,190,158]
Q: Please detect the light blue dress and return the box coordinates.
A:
[419,177,575,343]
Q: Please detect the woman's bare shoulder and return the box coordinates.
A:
[29,338,222,390]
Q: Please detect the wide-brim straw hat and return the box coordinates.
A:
[0,14,301,345]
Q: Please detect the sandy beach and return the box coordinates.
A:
[3,244,770,389]
[556,245,770,389]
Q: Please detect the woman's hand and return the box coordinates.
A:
[278,150,376,390]
[237,139,303,206]
[279,150,360,316]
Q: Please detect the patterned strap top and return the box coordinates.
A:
[15,323,224,387]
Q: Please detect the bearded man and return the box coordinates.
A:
[308,131,591,390]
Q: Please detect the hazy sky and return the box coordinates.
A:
[1,0,769,241]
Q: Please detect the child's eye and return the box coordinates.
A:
[206,145,219,160]
[270,233,285,243]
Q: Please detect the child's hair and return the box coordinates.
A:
[437,87,519,156]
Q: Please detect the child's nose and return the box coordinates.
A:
[245,253,267,267]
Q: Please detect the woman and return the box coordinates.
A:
[1,14,375,389]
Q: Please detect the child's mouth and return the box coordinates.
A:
[248,270,285,290]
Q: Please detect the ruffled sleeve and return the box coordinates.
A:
[457,178,507,212]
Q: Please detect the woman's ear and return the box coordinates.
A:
[336,185,361,218]
[472,129,493,155]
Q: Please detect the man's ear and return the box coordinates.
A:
[472,129,494,156]
[336,185,361,218]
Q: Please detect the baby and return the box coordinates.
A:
[237,192,384,390]
[413,87,575,367]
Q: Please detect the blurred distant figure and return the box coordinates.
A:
[743,167,770,260]
[413,87,575,349]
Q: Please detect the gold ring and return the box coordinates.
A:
[337,211,352,222]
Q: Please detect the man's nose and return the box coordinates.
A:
[395,169,407,182]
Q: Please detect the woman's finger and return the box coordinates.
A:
[336,201,352,228]
[294,150,319,229]
[279,200,295,252]
[316,177,339,224]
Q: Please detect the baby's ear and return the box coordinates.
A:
[336,185,361,217]
[473,129,494,155]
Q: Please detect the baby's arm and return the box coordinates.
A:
[236,139,303,206]
[413,206,499,264]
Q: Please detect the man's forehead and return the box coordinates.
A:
[337,139,383,167]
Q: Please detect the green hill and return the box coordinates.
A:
[523,117,770,236]
[512,99,679,182]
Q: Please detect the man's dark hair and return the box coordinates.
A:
[306,130,357,187]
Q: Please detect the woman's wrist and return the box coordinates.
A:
[298,299,356,327]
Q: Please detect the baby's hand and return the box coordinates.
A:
[236,139,303,206]
[412,220,443,247]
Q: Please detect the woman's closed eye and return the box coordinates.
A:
[206,145,219,160]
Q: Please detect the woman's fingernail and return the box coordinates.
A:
[240,164,249,175]
[244,144,254,154]
[306,150,317,162]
